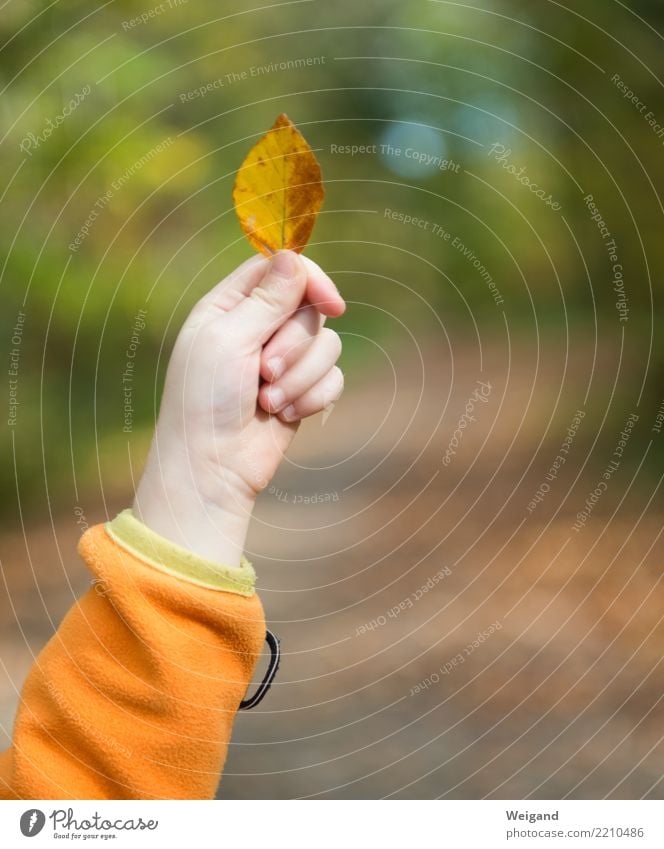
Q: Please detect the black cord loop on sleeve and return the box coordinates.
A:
[239,629,281,710]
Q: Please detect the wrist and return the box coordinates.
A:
[133,448,256,568]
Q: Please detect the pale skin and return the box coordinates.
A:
[132,250,346,566]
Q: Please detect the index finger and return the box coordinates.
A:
[301,255,346,318]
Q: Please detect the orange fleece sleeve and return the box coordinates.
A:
[0,514,266,799]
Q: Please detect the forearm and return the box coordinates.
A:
[132,433,257,567]
[0,514,265,800]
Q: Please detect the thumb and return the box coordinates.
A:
[229,250,308,348]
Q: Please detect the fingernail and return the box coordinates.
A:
[270,250,296,278]
[282,404,297,421]
[267,356,284,379]
[265,386,285,410]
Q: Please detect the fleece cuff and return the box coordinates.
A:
[105,508,256,596]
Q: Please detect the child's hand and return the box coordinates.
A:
[133,251,345,564]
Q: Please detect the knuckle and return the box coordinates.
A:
[331,365,344,387]
[321,327,342,357]
[250,285,280,311]
[322,366,344,402]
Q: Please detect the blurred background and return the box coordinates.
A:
[0,0,662,798]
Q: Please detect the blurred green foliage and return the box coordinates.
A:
[1,0,662,516]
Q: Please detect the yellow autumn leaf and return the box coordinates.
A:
[233,113,324,255]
